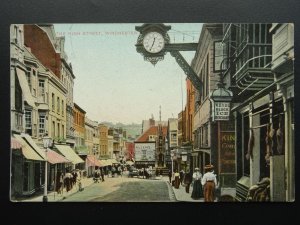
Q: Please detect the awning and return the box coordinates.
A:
[14,135,45,161]
[55,144,84,165]
[111,159,119,164]
[11,137,22,149]
[99,159,109,166]
[47,149,71,164]
[21,133,46,159]
[86,155,101,167]
[126,161,134,166]
[16,67,36,107]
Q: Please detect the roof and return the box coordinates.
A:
[135,126,168,142]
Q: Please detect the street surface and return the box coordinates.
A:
[60,175,176,202]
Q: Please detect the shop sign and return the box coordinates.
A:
[214,102,230,121]
[134,143,155,161]
[219,132,235,173]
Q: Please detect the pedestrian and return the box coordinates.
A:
[168,169,172,183]
[201,165,217,202]
[183,170,192,193]
[94,167,100,183]
[179,169,185,185]
[174,170,180,189]
[100,168,105,182]
[191,168,203,199]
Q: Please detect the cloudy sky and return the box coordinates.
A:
[54,23,202,124]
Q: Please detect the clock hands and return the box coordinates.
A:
[150,37,156,51]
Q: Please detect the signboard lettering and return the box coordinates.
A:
[214,102,230,120]
[220,132,235,173]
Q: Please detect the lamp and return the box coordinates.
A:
[210,57,233,122]
[181,151,187,172]
[170,150,175,177]
[42,135,53,202]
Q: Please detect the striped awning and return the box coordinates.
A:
[16,67,36,107]
[47,149,71,164]
[55,144,84,165]
[86,155,101,167]
[21,134,46,159]
[11,137,22,149]
[14,135,45,161]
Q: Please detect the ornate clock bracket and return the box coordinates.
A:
[135,24,203,92]
[169,50,202,92]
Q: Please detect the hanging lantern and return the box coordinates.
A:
[210,82,233,121]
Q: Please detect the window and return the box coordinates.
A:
[38,80,45,103]
[26,67,32,91]
[25,109,32,135]
[13,26,19,44]
[57,123,60,138]
[61,100,64,116]
[52,93,55,111]
[15,72,22,111]
[39,114,46,135]
[52,121,55,137]
[62,125,64,139]
[57,97,60,114]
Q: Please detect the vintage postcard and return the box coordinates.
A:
[10,23,294,202]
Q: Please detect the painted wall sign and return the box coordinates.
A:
[134,143,155,161]
[219,132,235,173]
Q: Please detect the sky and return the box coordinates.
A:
[53,23,203,124]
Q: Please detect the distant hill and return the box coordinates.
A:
[100,121,142,139]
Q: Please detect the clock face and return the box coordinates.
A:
[143,31,165,53]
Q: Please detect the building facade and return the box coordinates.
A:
[99,124,109,159]
[219,23,294,202]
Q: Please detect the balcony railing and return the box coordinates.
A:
[233,43,273,94]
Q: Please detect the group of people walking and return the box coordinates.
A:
[55,169,82,194]
[94,167,105,183]
[169,164,218,202]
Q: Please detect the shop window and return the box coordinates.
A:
[23,162,29,192]
[272,99,285,156]
[259,108,270,180]
[243,114,250,176]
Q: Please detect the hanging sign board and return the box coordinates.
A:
[214,102,230,121]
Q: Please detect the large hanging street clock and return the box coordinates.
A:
[143,31,165,53]
[135,23,203,93]
[135,24,171,65]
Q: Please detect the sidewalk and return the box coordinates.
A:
[161,176,204,202]
[16,177,95,202]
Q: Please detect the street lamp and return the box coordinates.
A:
[42,136,53,202]
[170,150,175,176]
[181,151,187,172]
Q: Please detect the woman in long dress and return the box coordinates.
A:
[191,168,203,199]
[174,170,180,189]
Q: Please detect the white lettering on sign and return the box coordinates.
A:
[214,102,230,120]
[135,143,155,161]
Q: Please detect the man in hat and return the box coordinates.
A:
[201,165,217,202]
